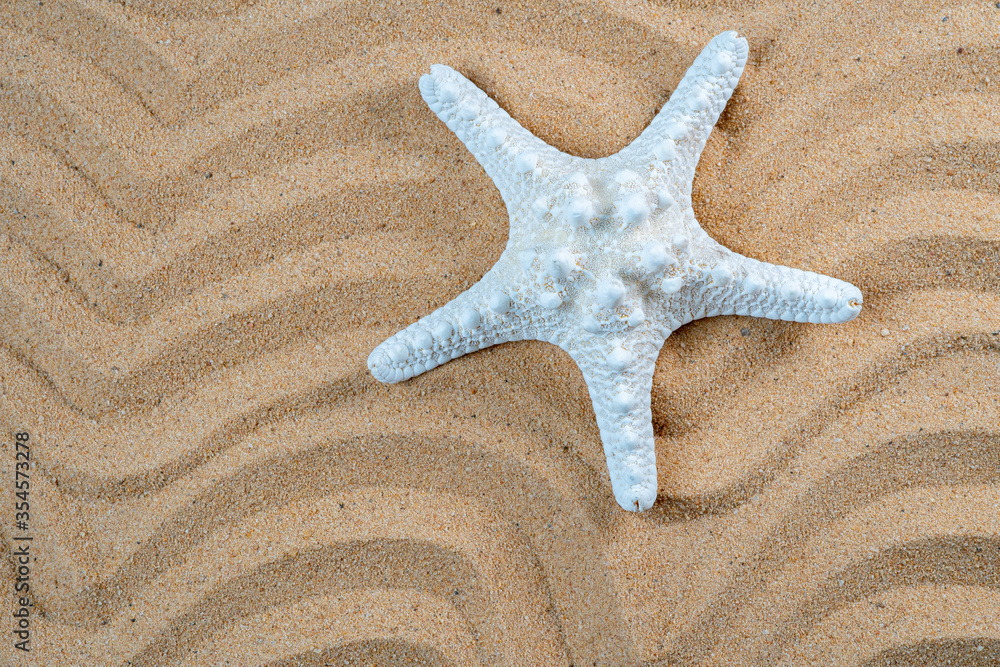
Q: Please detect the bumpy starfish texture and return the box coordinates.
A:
[368,31,862,512]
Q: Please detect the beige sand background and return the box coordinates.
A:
[2,0,999,664]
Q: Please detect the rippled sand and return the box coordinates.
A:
[2,1,999,665]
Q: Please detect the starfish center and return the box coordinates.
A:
[509,163,698,333]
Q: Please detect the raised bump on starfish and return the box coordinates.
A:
[368,31,863,512]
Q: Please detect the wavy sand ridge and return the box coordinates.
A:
[2,1,998,665]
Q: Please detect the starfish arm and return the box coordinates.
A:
[564,334,663,512]
[419,65,563,208]
[618,31,748,178]
[368,268,525,383]
[677,250,863,325]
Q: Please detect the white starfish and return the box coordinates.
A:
[368,31,862,512]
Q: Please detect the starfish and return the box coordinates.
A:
[368,31,862,512]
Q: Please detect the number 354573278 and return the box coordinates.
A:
[14,432,30,521]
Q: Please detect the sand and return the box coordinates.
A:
[2,0,998,665]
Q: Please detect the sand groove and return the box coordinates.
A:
[3,1,998,665]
